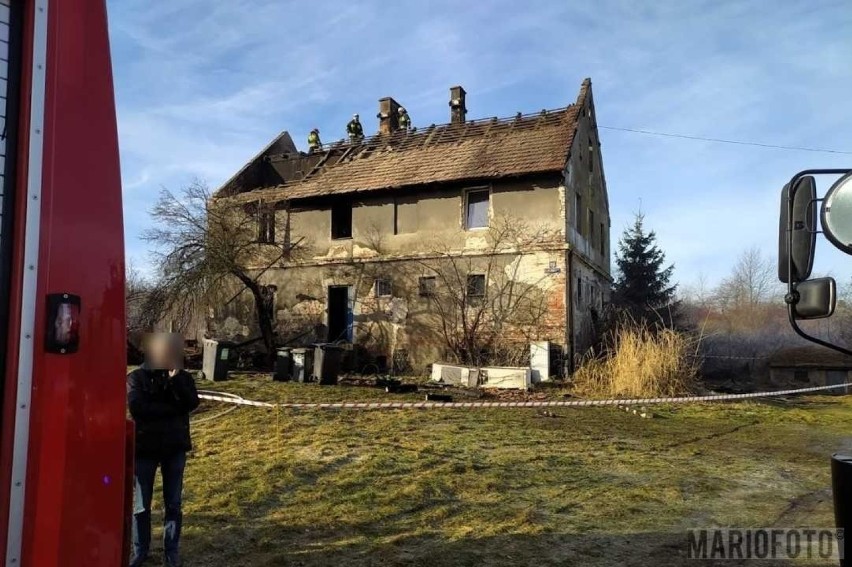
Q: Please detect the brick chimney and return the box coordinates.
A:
[377,97,401,135]
[449,85,466,124]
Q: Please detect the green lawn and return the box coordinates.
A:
[152,376,852,566]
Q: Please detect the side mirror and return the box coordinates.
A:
[778,176,817,283]
[822,172,852,255]
[793,277,836,320]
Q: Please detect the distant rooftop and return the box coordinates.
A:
[769,346,852,369]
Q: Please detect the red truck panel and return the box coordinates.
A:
[0,0,127,565]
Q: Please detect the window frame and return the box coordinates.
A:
[463,187,491,231]
[331,200,353,240]
[393,197,400,235]
[588,208,595,247]
[374,278,392,298]
[418,276,436,297]
[256,202,276,244]
[574,192,583,235]
[466,274,486,298]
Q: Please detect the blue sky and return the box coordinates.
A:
[107,0,852,291]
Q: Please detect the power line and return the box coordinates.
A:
[598,125,852,155]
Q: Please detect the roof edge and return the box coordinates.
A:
[227,169,567,204]
[214,131,297,197]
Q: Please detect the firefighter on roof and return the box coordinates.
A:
[347,114,364,143]
[398,107,411,131]
[307,128,322,153]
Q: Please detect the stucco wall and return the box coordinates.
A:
[571,257,605,357]
[282,178,566,263]
[213,249,568,373]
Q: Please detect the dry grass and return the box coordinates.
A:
[572,326,700,398]
[133,376,852,566]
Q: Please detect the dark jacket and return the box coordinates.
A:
[127,366,200,460]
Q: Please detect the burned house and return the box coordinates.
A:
[213,78,611,375]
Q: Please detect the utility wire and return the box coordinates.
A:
[598,125,852,155]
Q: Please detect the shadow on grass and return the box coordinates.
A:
[758,397,845,411]
[180,517,832,567]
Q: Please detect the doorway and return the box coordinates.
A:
[327,286,351,342]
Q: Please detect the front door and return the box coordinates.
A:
[327,286,351,342]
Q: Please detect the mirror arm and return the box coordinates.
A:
[807,198,823,233]
[786,298,852,357]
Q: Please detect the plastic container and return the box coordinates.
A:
[313,344,344,385]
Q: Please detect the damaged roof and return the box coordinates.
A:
[219,78,591,202]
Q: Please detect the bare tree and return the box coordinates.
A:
[418,216,557,366]
[142,180,299,364]
[679,247,800,383]
[125,261,155,363]
[715,247,775,310]
[126,261,153,333]
[124,262,150,331]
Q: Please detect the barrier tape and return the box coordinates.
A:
[197,391,276,408]
[197,382,852,411]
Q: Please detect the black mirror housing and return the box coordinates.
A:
[793,277,836,320]
[778,176,817,283]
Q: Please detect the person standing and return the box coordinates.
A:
[128,335,199,567]
[307,128,322,153]
[397,107,411,131]
[347,113,364,143]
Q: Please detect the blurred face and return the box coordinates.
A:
[54,304,75,344]
[143,332,184,370]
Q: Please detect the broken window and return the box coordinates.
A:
[419,276,436,297]
[600,222,606,255]
[374,278,392,297]
[331,200,352,240]
[257,203,275,243]
[575,193,583,235]
[466,274,486,298]
[465,189,489,230]
[588,209,595,246]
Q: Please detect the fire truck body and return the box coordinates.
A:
[0,1,128,565]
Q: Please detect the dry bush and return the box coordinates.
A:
[572,325,700,398]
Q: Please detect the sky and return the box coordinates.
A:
[107,0,852,292]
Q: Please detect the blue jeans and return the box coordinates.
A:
[132,451,187,561]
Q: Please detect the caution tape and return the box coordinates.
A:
[197,382,852,411]
[197,391,276,408]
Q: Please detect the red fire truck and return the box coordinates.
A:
[0,1,129,565]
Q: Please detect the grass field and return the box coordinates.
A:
[148,376,852,566]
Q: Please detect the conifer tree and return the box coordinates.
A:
[612,213,678,325]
